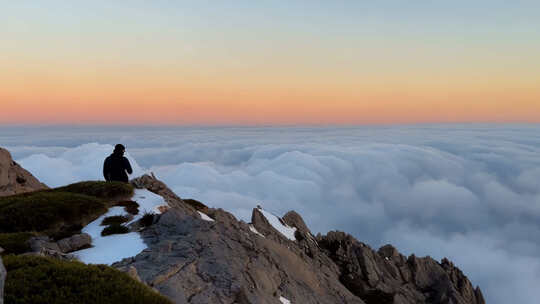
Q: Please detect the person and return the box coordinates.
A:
[103,144,133,182]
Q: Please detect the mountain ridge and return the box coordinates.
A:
[0,147,485,304]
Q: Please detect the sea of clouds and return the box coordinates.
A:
[1,124,539,304]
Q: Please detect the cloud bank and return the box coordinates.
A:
[2,124,540,304]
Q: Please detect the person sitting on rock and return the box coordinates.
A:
[103,144,133,183]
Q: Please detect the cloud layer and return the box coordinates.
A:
[2,124,540,304]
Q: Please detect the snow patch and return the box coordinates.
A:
[74,189,168,265]
[131,189,169,217]
[73,208,147,265]
[279,296,291,304]
[259,208,297,241]
[249,224,265,238]
[198,211,214,222]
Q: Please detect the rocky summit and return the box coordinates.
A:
[0,148,47,197]
[113,174,485,304]
[0,147,485,304]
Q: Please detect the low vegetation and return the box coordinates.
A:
[0,180,135,243]
[114,200,140,215]
[101,215,130,226]
[140,211,155,227]
[101,224,129,236]
[0,191,106,233]
[55,181,134,200]
[3,255,173,304]
[0,232,36,254]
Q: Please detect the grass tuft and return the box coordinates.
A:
[101,215,130,226]
[114,200,140,215]
[140,212,155,227]
[101,224,129,236]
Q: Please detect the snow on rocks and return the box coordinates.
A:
[249,224,265,238]
[279,296,291,304]
[74,189,168,265]
[198,211,214,222]
[258,208,297,241]
[131,189,169,217]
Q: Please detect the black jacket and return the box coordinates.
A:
[103,153,133,182]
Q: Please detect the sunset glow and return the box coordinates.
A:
[2,2,539,125]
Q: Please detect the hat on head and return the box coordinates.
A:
[114,144,126,152]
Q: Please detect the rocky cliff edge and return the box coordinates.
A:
[113,174,485,304]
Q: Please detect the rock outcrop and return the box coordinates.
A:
[0,247,5,304]
[0,147,47,196]
[115,175,485,304]
[56,233,92,253]
[26,234,91,260]
[318,232,485,304]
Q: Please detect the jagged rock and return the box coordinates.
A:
[56,233,92,253]
[114,207,364,304]
[318,231,485,304]
[0,147,47,197]
[282,210,311,235]
[0,247,5,304]
[112,175,485,304]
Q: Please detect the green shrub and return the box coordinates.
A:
[3,255,173,304]
[0,232,36,254]
[0,192,106,233]
[101,215,130,226]
[101,224,129,236]
[114,200,140,215]
[140,212,155,227]
[55,181,134,200]
[50,224,83,241]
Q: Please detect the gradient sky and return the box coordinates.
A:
[2,1,539,125]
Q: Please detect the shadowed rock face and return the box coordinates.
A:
[114,175,485,304]
[0,147,47,197]
[318,232,485,304]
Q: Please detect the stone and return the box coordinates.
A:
[57,233,92,253]
[0,147,48,197]
[28,236,61,253]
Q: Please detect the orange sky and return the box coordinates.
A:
[1,2,539,125]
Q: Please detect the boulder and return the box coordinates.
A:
[57,233,92,253]
[28,236,61,253]
[0,147,48,197]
